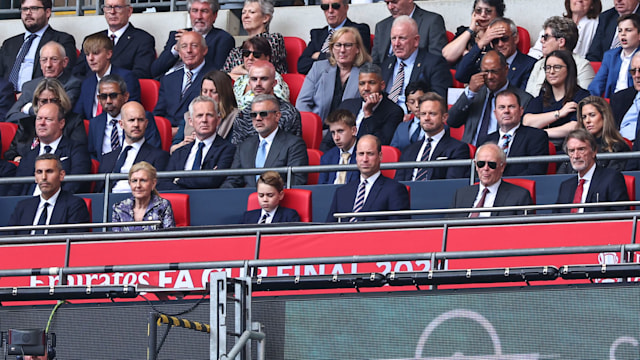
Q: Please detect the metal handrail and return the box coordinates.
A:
[0,220,160,232]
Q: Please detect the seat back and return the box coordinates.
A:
[516,26,530,54]
[0,122,17,159]
[448,124,464,141]
[282,73,305,105]
[83,119,90,136]
[590,61,602,74]
[82,198,93,229]
[381,145,401,178]
[247,188,312,222]
[446,30,455,42]
[154,116,172,152]
[139,79,160,112]
[283,36,306,74]
[450,69,465,88]
[624,175,636,210]
[300,111,322,149]
[306,148,323,185]
[467,143,476,159]
[502,178,536,205]
[161,193,191,227]
[547,141,556,174]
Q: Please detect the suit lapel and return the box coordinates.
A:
[264,131,282,167]
[586,166,602,202]
[49,192,65,226]
[362,176,384,211]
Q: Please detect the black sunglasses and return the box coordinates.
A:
[242,49,265,58]
[98,92,122,100]
[491,35,511,45]
[320,3,341,10]
[249,110,278,118]
[476,161,497,169]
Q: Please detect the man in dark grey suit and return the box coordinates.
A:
[222,94,308,188]
[371,0,447,65]
[450,143,533,217]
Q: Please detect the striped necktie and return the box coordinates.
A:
[414,138,433,181]
[9,33,37,91]
[388,61,405,103]
[350,179,367,222]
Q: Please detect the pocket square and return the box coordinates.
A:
[436,157,449,160]
[59,156,69,161]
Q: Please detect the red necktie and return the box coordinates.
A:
[470,188,489,218]
[571,179,586,213]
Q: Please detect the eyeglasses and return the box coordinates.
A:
[540,34,557,42]
[491,35,512,45]
[241,49,265,58]
[473,7,493,15]
[480,69,502,75]
[629,68,640,75]
[249,110,278,118]
[567,146,590,155]
[39,57,62,64]
[101,4,129,12]
[20,6,44,12]
[97,92,122,100]
[544,64,566,73]
[320,3,341,11]
[475,161,498,169]
[333,42,354,49]
[37,97,60,104]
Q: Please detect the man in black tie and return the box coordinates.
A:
[7,153,90,235]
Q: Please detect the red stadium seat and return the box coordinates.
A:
[247,188,312,222]
[282,73,305,105]
[139,79,160,112]
[370,34,374,50]
[381,145,401,178]
[154,116,172,152]
[300,111,322,149]
[547,141,556,174]
[89,159,100,193]
[468,143,476,159]
[306,149,323,185]
[624,175,636,210]
[590,61,601,74]
[516,26,530,54]
[161,193,191,227]
[448,124,464,141]
[450,69,465,88]
[503,178,536,204]
[446,30,455,43]
[284,36,306,74]
[84,119,90,136]
[82,198,92,228]
[0,122,17,159]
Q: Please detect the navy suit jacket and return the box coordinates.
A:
[554,166,629,213]
[455,47,536,90]
[7,190,90,235]
[450,181,533,217]
[151,27,235,78]
[0,77,15,120]
[0,26,77,82]
[160,135,235,190]
[318,145,358,184]
[87,111,161,161]
[381,48,452,99]
[483,125,549,176]
[95,141,169,192]
[242,206,300,224]
[9,135,91,196]
[394,132,470,181]
[74,24,156,79]
[297,18,371,75]
[72,66,141,121]
[326,175,410,222]
[610,86,635,129]
[587,6,640,61]
[153,61,215,127]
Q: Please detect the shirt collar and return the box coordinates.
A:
[329,18,348,31]
[123,135,145,149]
[41,135,62,150]
[186,59,206,74]
[425,128,445,141]
[39,187,61,205]
[27,24,48,38]
[579,163,596,181]
[196,133,216,148]
[361,170,381,183]
[499,124,519,137]
[480,179,502,194]
[109,23,129,39]
[259,126,278,143]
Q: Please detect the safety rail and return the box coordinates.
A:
[0,220,160,232]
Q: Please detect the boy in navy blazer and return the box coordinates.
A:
[318,109,359,185]
[242,171,300,224]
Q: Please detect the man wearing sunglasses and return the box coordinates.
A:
[612,52,640,160]
[296,0,370,75]
[450,143,532,218]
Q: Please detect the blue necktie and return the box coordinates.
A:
[410,125,421,143]
[113,145,133,173]
[191,142,205,170]
[255,139,268,180]
[9,33,37,91]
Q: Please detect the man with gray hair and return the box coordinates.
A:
[152,0,234,77]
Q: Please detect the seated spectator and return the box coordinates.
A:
[152,0,234,78]
[318,109,359,184]
[242,171,300,224]
[483,89,549,176]
[222,94,308,188]
[112,161,175,231]
[231,37,289,111]
[0,78,15,121]
[395,92,470,181]
[5,78,86,162]
[296,0,370,75]
[528,0,602,59]
[296,27,371,122]
[390,82,428,151]
[558,96,629,173]
[222,0,287,74]
[441,0,504,64]
[588,14,640,97]
[523,50,590,150]
[611,52,640,140]
[0,130,16,196]
[587,0,640,62]
[73,32,141,121]
[526,16,595,97]
[231,60,301,145]
[554,128,629,213]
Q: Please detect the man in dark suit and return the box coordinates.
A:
[611,52,640,143]
[9,102,90,196]
[7,153,90,235]
[73,33,140,121]
[160,96,235,190]
[448,50,532,145]
[152,0,234,78]
[154,31,214,134]
[587,0,640,61]
[73,0,155,79]
[318,109,359,184]
[555,129,629,213]
[296,0,370,75]
[242,171,300,224]
[5,41,82,124]
[450,143,533,217]
[96,101,168,193]
[222,94,308,188]
[371,0,447,65]
[326,134,409,222]
[381,16,451,110]
[455,18,536,90]
[482,89,549,176]
[0,0,76,92]
[395,92,470,182]
[320,63,403,152]
[87,75,161,161]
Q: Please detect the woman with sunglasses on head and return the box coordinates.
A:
[4,78,86,162]
[296,27,371,122]
[441,0,505,64]
[523,49,590,151]
[222,0,287,75]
